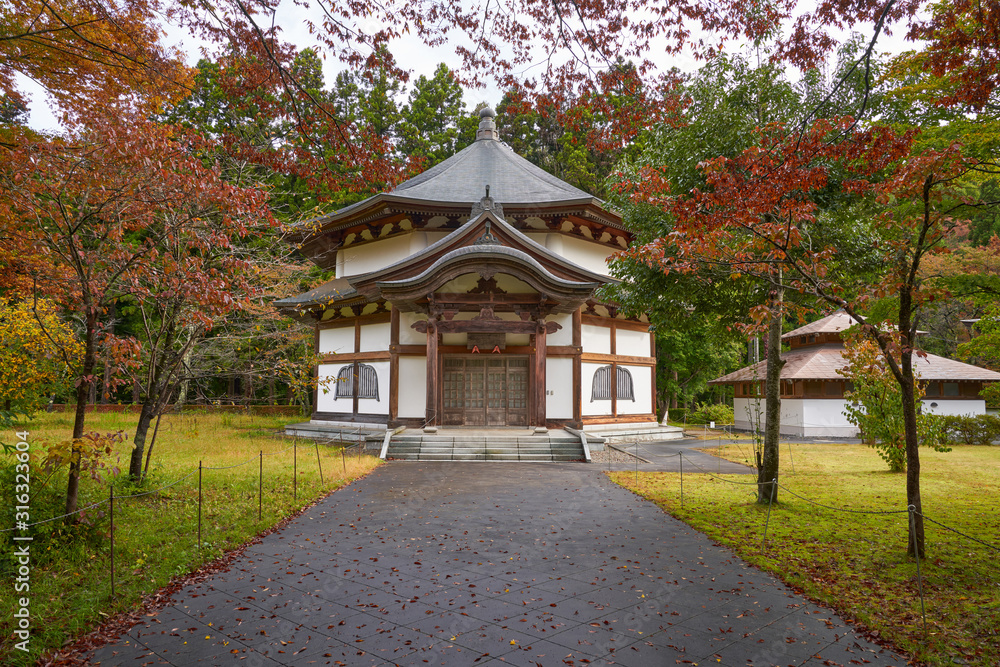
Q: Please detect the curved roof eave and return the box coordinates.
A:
[353,211,618,290]
[301,192,618,235]
[376,245,604,293]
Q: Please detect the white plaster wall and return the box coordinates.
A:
[357,361,390,415]
[397,357,427,418]
[581,324,611,355]
[547,313,573,346]
[409,232,429,256]
[582,362,613,416]
[557,236,613,276]
[616,328,651,357]
[340,235,415,277]
[316,363,345,413]
[399,312,427,345]
[316,362,390,415]
[921,399,985,416]
[546,357,574,419]
[544,233,565,257]
[318,327,354,355]
[358,322,391,353]
[617,365,654,415]
[733,398,860,437]
[732,398,991,436]
[442,333,467,345]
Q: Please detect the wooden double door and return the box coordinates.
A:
[442,356,529,426]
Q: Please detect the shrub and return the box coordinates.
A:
[667,408,687,423]
[937,414,1000,446]
[687,402,734,425]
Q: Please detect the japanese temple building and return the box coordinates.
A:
[710,311,1000,437]
[276,107,659,433]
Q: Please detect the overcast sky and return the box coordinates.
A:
[21,3,919,133]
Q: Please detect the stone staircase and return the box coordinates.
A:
[582,423,684,444]
[385,429,587,462]
[283,421,384,449]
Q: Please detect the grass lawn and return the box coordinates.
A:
[609,442,1000,667]
[0,411,381,666]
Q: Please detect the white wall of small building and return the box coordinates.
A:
[733,397,988,437]
[921,399,985,417]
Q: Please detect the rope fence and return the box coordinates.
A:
[617,440,1000,638]
[3,430,375,599]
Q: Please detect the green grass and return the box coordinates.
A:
[0,411,382,665]
[609,442,1000,667]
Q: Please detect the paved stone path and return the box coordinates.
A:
[86,463,907,666]
[601,439,755,473]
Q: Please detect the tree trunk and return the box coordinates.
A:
[899,296,925,557]
[173,333,196,409]
[758,285,785,504]
[67,311,98,518]
[142,411,164,482]
[129,398,156,479]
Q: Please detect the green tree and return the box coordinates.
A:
[839,333,948,472]
[399,63,469,168]
[608,53,826,503]
[356,47,402,142]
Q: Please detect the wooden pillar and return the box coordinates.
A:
[535,319,547,428]
[425,319,438,427]
[572,309,582,427]
[389,306,400,424]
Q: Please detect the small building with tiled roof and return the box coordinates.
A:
[276,107,659,432]
[710,311,1000,437]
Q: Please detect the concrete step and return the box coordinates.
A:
[384,427,588,462]
[586,424,685,444]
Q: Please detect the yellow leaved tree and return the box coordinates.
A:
[0,299,81,429]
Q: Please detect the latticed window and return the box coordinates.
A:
[590,365,635,402]
[333,363,379,401]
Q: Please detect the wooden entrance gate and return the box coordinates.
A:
[442,356,529,426]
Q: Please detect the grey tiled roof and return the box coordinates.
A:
[711,344,1000,383]
[273,277,359,309]
[304,137,602,230]
[392,138,594,206]
[783,310,928,340]
[782,311,857,339]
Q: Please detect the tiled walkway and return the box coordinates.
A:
[86,463,907,666]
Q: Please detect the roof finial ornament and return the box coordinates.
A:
[471,182,505,222]
[476,104,499,141]
[473,182,502,245]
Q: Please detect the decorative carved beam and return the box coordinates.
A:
[411,319,561,335]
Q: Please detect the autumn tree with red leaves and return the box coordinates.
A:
[625,114,981,555]
[0,112,271,511]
